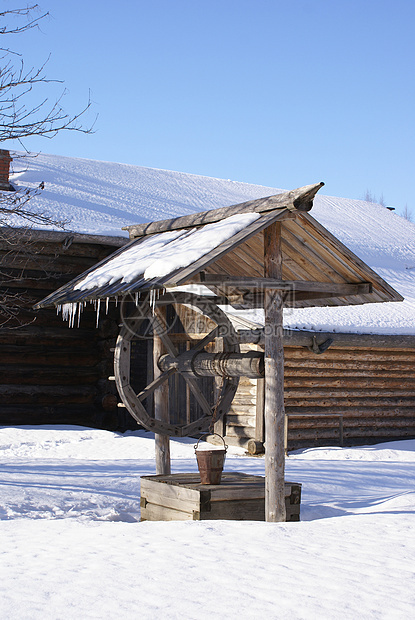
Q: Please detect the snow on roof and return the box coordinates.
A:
[12,152,415,335]
[74,213,260,290]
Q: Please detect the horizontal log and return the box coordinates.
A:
[284,377,415,389]
[0,227,126,248]
[0,269,70,291]
[231,395,257,406]
[338,417,415,428]
[284,359,415,372]
[286,397,415,408]
[0,392,96,405]
[0,365,101,385]
[0,346,99,367]
[199,274,371,296]
[284,349,415,362]
[237,329,415,350]
[124,182,324,237]
[0,407,110,428]
[0,250,101,274]
[286,407,415,419]
[228,404,256,415]
[284,388,415,398]
[225,425,257,439]
[0,241,121,261]
[284,369,415,380]
[341,427,415,438]
[226,416,256,428]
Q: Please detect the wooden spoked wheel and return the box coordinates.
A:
[114,292,240,437]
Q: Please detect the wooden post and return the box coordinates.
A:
[153,308,171,475]
[264,222,286,522]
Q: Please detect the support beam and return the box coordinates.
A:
[264,221,286,522]
[199,274,372,296]
[153,308,171,475]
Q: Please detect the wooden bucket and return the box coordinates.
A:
[194,434,227,485]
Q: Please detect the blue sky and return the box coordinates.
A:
[4,0,415,213]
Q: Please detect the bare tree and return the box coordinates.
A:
[402,204,413,222]
[363,189,376,203]
[0,4,94,325]
[0,5,93,144]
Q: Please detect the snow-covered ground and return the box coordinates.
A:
[0,425,414,619]
[10,152,415,335]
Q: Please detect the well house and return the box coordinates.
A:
[2,152,415,449]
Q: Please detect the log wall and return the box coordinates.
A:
[0,231,132,430]
[225,343,415,450]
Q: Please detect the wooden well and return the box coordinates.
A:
[140,472,301,522]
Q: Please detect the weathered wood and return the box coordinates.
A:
[153,307,171,475]
[255,377,265,443]
[237,329,415,350]
[159,350,264,378]
[298,213,404,302]
[199,274,371,296]
[0,365,101,385]
[114,293,240,437]
[263,221,286,522]
[0,226,126,248]
[165,209,290,288]
[140,473,301,522]
[222,335,415,452]
[124,183,324,238]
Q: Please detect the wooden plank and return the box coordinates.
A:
[165,209,290,288]
[201,274,371,296]
[141,502,195,521]
[141,489,203,513]
[263,221,286,522]
[141,477,203,504]
[298,213,403,302]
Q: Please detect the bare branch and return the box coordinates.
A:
[0,5,95,326]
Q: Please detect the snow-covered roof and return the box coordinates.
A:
[11,152,415,335]
[34,184,402,314]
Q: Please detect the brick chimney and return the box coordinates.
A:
[0,150,12,190]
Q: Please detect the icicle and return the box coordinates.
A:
[61,302,78,327]
[77,302,83,328]
[96,298,101,328]
[106,297,109,314]
[135,292,138,306]
[149,288,156,314]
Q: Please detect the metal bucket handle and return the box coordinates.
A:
[194,433,228,452]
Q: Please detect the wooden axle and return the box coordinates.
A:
[158,350,264,378]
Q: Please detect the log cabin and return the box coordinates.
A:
[1,151,414,449]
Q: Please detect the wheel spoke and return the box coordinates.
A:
[136,368,176,401]
[182,374,213,417]
[145,307,179,358]
[192,325,220,352]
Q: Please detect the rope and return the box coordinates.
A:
[209,375,227,435]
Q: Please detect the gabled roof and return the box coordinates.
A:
[34,183,402,311]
